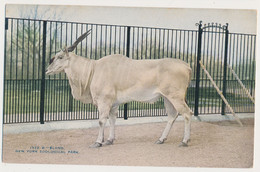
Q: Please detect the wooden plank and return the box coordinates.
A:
[227,65,255,104]
[199,61,243,127]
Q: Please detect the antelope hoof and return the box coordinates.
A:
[155,139,164,144]
[179,142,188,147]
[89,142,102,148]
[104,140,113,145]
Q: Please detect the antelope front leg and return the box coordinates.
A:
[89,105,110,148]
[104,115,116,145]
[104,106,118,145]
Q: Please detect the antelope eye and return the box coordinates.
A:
[58,56,63,59]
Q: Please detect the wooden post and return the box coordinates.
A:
[227,65,255,104]
[199,61,243,127]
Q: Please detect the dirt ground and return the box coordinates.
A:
[2,118,254,168]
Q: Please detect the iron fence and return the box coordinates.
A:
[3,18,256,124]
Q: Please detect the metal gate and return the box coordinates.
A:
[194,21,255,115]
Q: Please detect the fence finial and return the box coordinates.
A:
[225,23,229,30]
[195,21,203,27]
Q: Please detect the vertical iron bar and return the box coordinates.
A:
[175,31,177,58]
[114,26,117,55]
[137,27,139,59]
[158,29,161,58]
[145,28,148,59]
[170,30,174,58]
[26,20,30,120]
[190,31,194,110]
[249,36,254,96]
[10,19,13,122]
[69,23,74,113]
[86,24,89,57]
[60,22,64,121]
[95,25,98,59]
[207,26,212,113]
[100,25,103,58]
[32,21,36,120]
[65,23,69,119]
[194,21,203,116]
[15,19,19,121]
[186,31,190,62]
[104,25,107,56]
[150,29,153,59]
[3,18,8,123]
[124,26,131,120]
[123,27,126,56]
[47,22,52,121]
[167,29,169,57]
[229,33,233,110]
[54,21,58,120]
[37,21,41,121]
[179,30,182,59]
[141,28,144,59]
[119,26,121,54]
[221,24,229,115]
[22,20,25,122]
[162,29,165,58]
[245,35,249,88]
[75,23,79,119]
[154,29,157,59]
[242,35,246,81]
[212,24,217,113]
[183,30,185,61]
[201,27,206,114]
[238,34,242,83]
[109,25,112,55]
[216,25,221,112]
[252,36,256,97]
[40,21,47,124]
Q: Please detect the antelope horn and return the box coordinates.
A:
[67,29,91,52]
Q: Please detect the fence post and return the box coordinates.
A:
[3,18,8,123]
[194,21,203,116]
[5,18,8,30]
[221,24,229,115]
[124,26,131,120]
[40,21,47,124]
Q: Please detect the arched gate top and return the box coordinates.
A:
[196,21,229,31]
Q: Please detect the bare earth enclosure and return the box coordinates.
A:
[3,118,254,168]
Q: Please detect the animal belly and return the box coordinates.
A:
[116,88,161,104]
[133,91,160,103]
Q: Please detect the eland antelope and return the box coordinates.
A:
[46,30,193,148]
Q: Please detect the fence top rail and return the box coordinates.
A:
[229,32,257,37]
[6,17,257,36]
[5,17,199,32]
